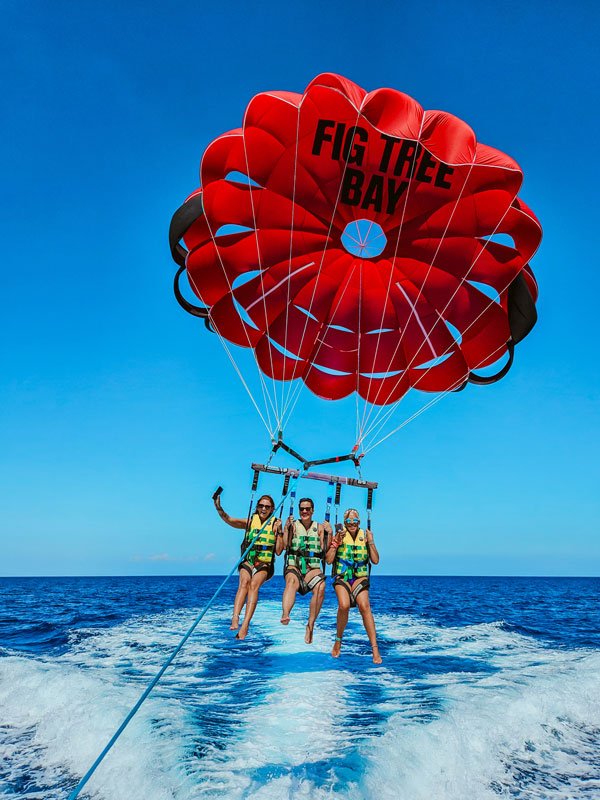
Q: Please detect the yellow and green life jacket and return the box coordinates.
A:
[332,528,370,581]
[286,519,323,573]
[242,513,276,565]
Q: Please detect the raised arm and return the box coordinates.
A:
[213,491,248,530]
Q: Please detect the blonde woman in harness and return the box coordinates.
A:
[214,491,282,640]
[281,498,332,644]
[326,508,382,664]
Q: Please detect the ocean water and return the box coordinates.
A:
[0,575,599,799]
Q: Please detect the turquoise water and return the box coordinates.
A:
[1,575,599,798]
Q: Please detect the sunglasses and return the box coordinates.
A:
[257,503,272,510]
[299,506,312,512]
[345,517,359,524]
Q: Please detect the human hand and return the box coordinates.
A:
[366,530,374,545]
[330,533,342,549]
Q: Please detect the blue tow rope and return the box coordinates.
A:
[67,471,304,799]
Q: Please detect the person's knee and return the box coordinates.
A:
[357,596,371,615]
[239,572,251,588]
[337,596,351,612]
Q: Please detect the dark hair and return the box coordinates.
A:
[256,495,275,511]
[298,497,314,509]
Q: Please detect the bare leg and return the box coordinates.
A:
[331,583,350,657]
[281,571,299,624]
[231,569,251,629]
[237,569,269,640]
[356,589,382,664]
[305,573,325,644]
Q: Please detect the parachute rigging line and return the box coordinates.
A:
[357,147,468,435]
[357,159,478,441]
[66,468,306,800]
[357,193,536,449]
[357,113,427,440]
[359,208,536,454]
[190,277,277,437]
[241,110,282,425]
[186,229,280,436]
[172,194,280,436]
[278,101,365,436]
[363,340,509,455]
[280,102,302,418]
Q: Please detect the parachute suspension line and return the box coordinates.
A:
[193,187,282,434]
[360,195,523,450]
[358,158,478,439]
[358,168,480,443]
[357,115,427,445]
[241,112,282,430]
[363,341,507,454]
[361,166,524,445]
[280,101,302,420]
[185,272,276,438]
[280,104,375,435]
[67,467,306,800]
[279,261,360,432]
[354,254,364,447]
[355,382,361,447]
[172,197,278,433]
[279,104,364,426]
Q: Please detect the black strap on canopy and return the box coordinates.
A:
[169,194,212,328]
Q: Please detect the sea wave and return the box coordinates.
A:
[1,596,599,799]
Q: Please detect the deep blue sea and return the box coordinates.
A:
[1,575,599,799]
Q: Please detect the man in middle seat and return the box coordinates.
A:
[280,497,332,644]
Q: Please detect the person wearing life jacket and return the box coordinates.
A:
[280,498,332,643]
[326,508,382,664]
[214,492,282,640]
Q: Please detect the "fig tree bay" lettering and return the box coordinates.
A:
[311,119,455,215]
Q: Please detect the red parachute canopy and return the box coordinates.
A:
[171,73,541,406]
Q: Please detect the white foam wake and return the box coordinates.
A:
[1,602,599,799]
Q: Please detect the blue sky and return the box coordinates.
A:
[2,0,598,576]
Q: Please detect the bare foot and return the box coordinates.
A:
[236,625,249,640]
[280,615,290,625]
[331,638,342,658]
[304,623,314,644]
[230,615,240,631]
[372,650,382,664]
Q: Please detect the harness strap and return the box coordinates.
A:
[337,556,369,567]
[288,548,323,559]
[305,573,325,591]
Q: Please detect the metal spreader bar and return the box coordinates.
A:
[251,463,378,490]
